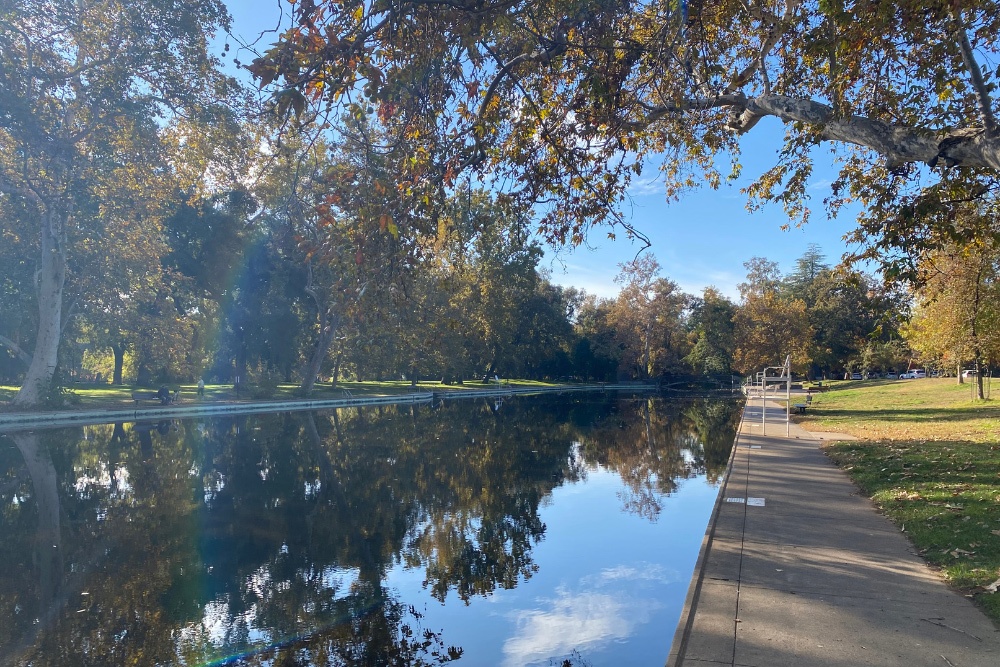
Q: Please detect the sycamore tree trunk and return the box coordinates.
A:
[301,305,339,395]
[14,209,67,408]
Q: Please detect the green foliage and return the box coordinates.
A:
[40,368,81,409]
[685,287,737,375]
[0,0,235,406]
[246,366,283,399]
[254,0,1000,271]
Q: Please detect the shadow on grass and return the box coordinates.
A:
[810,406,1000,423]
[826,437,1000,622]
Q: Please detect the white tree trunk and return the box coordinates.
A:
[14,209,66,408]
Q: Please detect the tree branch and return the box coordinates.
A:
[952,13,998,138]
[641,91,1000,170]
[0,334,33,367]
[744,95,1000,170]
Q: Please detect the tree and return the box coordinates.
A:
[783,244,830,306]
[609,257,689,379]
[253,1,1000,268]
[573,293,619,381]
[685,287,737,375]
[733,258,812,375]
[780,246,904,377]
[0,0,233,406]
[803,268,899,377]
[905,225,1000,398]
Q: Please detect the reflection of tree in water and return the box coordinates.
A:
[0,393,738,665]
[0,422,199,666]
[685,398,743,484]
[576,397,741,520]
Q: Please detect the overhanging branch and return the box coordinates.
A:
[642,92,1000,171]
[952,11,998,138]
[0,334,33,367]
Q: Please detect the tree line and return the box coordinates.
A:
[4,1,1000,405]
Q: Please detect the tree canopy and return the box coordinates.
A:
[0,0,235,405]
[252,1,1000,263]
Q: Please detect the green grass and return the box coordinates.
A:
[797,378,1000,621]
[0,377,572,411]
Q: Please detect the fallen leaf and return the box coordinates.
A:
[985,577,1000,594]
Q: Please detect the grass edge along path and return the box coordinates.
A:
[797,378,1000,624]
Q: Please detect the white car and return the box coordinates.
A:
[962,369,978,378]
[899,371,915,379]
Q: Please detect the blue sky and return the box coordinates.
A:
[540,120,862,300]
[222,2,862,301]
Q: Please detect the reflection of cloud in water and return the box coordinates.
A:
[585,563,680,587]
[502,563,668,667]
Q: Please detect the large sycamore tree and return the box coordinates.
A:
[0,0,232,406]
[253,1,1000,261]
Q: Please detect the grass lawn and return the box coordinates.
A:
[797,377,1000,621]
[0,377,571,411]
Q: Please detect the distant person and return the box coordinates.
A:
[156,386,171,404]
[197,378,205,397]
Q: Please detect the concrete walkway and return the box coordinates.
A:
[668,400,1000,667]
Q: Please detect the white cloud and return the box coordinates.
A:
[627,177,665,197]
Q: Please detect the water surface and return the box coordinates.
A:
[0,393,740,666]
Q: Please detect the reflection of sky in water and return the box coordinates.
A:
[501,577,663,667]
[3,397,736,666]
[388,466,719,666]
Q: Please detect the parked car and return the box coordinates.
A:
[886,372,898,379]
[900,371,915,379]
[912,369,926,378]
[850,372,863,380]
[962,369,978,378]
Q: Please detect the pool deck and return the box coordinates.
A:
[667,400,1000,667]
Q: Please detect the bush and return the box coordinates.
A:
[247,367,282,399]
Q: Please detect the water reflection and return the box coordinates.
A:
[0,394,740,666]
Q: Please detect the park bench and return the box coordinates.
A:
[793,394,814,414]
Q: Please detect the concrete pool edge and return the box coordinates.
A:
[0,383,657,431]
[665,402,746,667]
